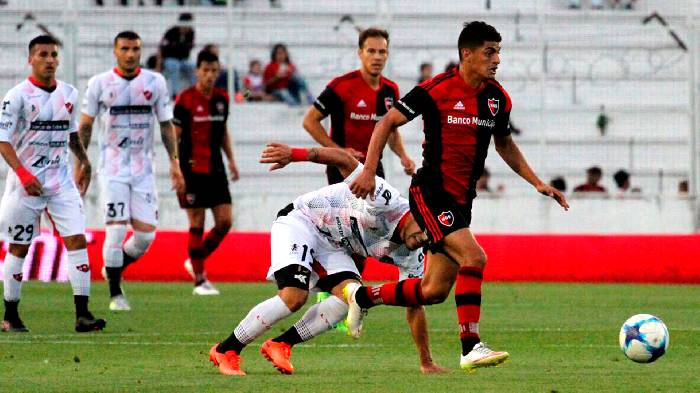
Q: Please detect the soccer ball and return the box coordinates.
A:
[619,314,669,363]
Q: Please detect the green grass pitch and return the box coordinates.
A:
[1,282,699,392]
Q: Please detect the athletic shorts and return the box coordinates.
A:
[177,172,231,209]
[100,175,158,226]
[408,175,473,251]
[266,209,360,290]
[0,183,85,245]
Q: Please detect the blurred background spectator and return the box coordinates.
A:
[596,105,609,136]
[244,59,274,102]
[678,180,689,197]
[550,176,567,192]
[613,169,641,194]
[444,60,458,73]
[574,166,607,193]
[263,43,313,106]
[417,62,433,83]
[159,12,196,98]
[476,167,504,194]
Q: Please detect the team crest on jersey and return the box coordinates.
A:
[65,102,73,113]
[144,90,153,100]
[437,211,454,227]
[487,98,499,116]
[384,97,394,111]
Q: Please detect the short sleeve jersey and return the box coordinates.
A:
[394,68,512,204]
[0,78,79,195]
[173,86,229,176]
[314,70,400,157]
[82,67,172,182]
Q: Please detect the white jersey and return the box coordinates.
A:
[0,78,79,195]
[292,164,411,263]
[82,68,172,182]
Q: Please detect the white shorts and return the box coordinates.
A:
[100,175,158,226]
[0,184,86,245]
[394,249,425,281]
[266,210,359,290]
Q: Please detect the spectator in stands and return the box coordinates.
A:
[263,43,313,106]
[613,169,641,194]
[678,180,689,197]
[596,105,609,136]
[574,166,607,193]
[508,119,522,136]
[201,44,242,101]
[550,176,567,192]
[417,62,433,84]
[444,61,458,73]
[569,0,604,9]
[159,12,196,98]
[244,59,274,102]
[476,167,504,194]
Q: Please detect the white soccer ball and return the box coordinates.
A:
[619,314,669,363]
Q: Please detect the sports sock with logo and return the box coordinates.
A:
[455,266,483,355]
[218,295,292,354]
[66,249,91,297]
[2,253,25,303]
[355,278,425,308]
[273,295,348,346]
[187,227,206,285]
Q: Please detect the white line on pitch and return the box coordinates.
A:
[0,340,382,348]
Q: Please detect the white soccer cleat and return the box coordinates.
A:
[460,342,509,371]
[193,280,220,296]
[183,259,195,279]
[343,282,366,339]
[109,294,131,312]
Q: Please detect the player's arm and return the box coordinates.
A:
[69,132,92,196]
[494,134,569,210]
[0,91,42,196]
[259,142,358,178]
[77,114,95,150]
[387,128,416,176]
[349,107,408,198]
[222,125,239,181]
[160,120,185,193]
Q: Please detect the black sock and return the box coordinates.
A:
[74,295,89,319]
[3,299,19,321]
[218,332,246,354]
[106,267,123,297]
[122,251,137,270]
[272,326,303,347]
[461,337,480,356]
[354,286,374,309]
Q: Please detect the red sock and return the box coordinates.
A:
[455,266,483,350]
[364,278,424,307]
[188,227,205,281]
[203,228,227,258]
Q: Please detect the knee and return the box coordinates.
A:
[280,291,308,312]
[128,230,156,257]
[104,224,127,249]
[214,219,231,235]
[420,283,450,305]
[8,244,30,258]
[455,247,487,269]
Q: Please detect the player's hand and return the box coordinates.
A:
[23,178,43,196]
[536,183,569,210]
[74,160,92,196]
[259,142,291,171]
[170,161,186,193]
[344,147,365,161]
[349,168,376,199]
[228,161,240,181]
[400,155,416,176]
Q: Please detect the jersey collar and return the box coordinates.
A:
[28,76,57,92]
[113,66,141,80]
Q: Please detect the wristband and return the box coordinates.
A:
[290,148,309,162]
[15,166,36,187]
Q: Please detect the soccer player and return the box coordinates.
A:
[173,49,240,295]
[79,31,185,311]
[208,143,446,375]
[303,27,415,185]
[347,21,569,370]
[0,35,106,332]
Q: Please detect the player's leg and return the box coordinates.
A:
[182,207,206,286]
[192,202,232,294]
[100,179,130,309]
[2,243,30,332]
[124,180,158,270]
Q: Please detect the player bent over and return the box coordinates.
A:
[208,144,446,375]
[0,35,106,332]
[79,31,185,311]
[174,50,240,295]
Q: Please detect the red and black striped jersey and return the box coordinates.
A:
[395,68,512,204]
[173,86,229,175]
[314,70,400,157]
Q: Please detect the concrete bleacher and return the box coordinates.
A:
[0,2,697,231]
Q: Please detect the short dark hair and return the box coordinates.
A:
[420,62,432,72]
[550,176,567,192]
[458,21,502,60]
[587,166,603,176]
[613,169,630,188]
[28,35,60,54]
[179,12,193,22]
[358,27,389,48]
[114,31,141,46]
[196,49,219,68]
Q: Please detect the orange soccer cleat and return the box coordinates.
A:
[260,339,294,374]
[209,344,246,376]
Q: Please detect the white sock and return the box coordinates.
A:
[123,230,155,260]
[233,295,292,345]
[3,253,25,301]
[103,224,127,268]
[293,295,348,342]
[66,249,91,296]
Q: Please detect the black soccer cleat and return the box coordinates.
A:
[75,313,106,333]
[1,318,30,333]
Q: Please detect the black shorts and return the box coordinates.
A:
[326,160,385,185]
[408,175,473,252]
[178,172,231,209]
